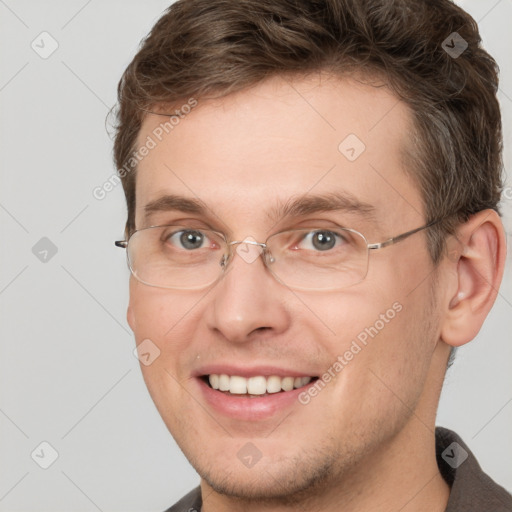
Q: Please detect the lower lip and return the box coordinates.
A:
[196,377,314,421]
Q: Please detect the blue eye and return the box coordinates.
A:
[300,230,344,251]
[168,230,207,250]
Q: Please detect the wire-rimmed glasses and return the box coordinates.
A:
[115,220,441,291]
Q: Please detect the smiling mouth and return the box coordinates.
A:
[201,374,319,397]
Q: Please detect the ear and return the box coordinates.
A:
[127,304,136,332]
[440,210,506,347]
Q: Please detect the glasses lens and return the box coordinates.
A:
[266,228,369,290]
[127,226,226,289]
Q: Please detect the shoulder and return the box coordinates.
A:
[436,427,512,511]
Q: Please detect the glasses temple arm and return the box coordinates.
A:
[368,219,443,251]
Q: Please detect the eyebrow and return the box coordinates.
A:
[144,195,206,219]
[143,192,376,225]
[268,192,376,223]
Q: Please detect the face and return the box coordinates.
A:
[127,75,443,500]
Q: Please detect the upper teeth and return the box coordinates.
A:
[208,374,312,395]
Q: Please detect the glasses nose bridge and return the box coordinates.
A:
[222,238,274,269]
[227,239,267,249]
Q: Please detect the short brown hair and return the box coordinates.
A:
[113,0,503,262]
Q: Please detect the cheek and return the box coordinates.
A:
[305,285,404,351]
[128,284,207,426]
[311,274,437,401]
[129,280,196,340]
[340,292,438,417]
[128,281,206,381]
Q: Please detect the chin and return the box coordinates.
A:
[187,444,342,505]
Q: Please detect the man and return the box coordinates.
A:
[112,0,511,510]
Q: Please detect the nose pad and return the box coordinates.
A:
[220,239,272,275]
[220,253,229,269]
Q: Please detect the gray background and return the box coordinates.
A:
[0,1,510,510]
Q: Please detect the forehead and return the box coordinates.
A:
[133,74,423,232]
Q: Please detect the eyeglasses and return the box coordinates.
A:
[115,220,441,291]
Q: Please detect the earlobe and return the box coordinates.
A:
[440,210,506,348]
[127,304,136,331]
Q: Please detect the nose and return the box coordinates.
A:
[205,241,290,343]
